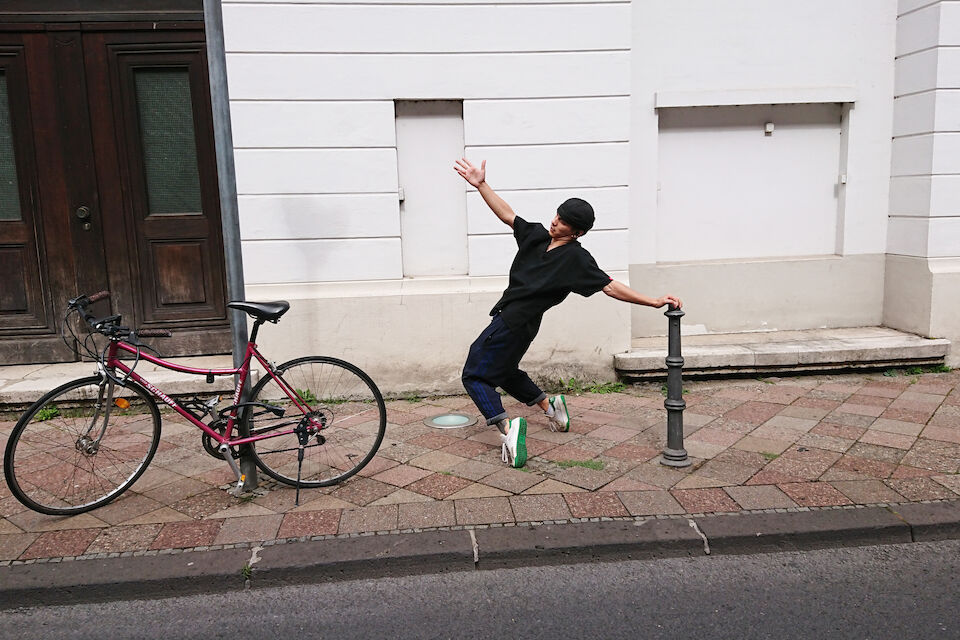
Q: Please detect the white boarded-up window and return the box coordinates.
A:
[395,100,467,277]
[657,103,843,262]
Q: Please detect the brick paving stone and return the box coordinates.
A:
[408,451,469,473]
[920,426,960,445]
[523,437,561,458]
[625,463,687,489]
[330,477,396,506]
[870,418,925,437]
[446,484,511,500]
[169,489,237,520]
[793,397,842,411]
[823,411,877,428]
[20,528,102,560]
[602,442,660,462]
[778,482,852,507]
[827,455,897,479]
[454,497,514,525]
[539,444,598,463]
[0,533,39,561]
[724,485,798,510]
[751,424,807,443]
[408,433,462,450]
[87,524,163,554]
[213,514,283,545]
[723,402,784,426]
[764,415,820,433]
[687,428,743,447]
[386,424,434,442]
[670,488,740,513]
[745,469,805,485]
[482,468,542,494]
[521,479,585,494]
[617,490,686,516]
[890,465,937,479]
[384,410,422,426]
[829,480,905,504]
[377,441,431,464]
[397,501,456,529]
[900,441,960,474]
[586,425,637,442]
[812,423,866,440]
[370,489,436,505]
[439,439,494,459]
[894,391,947,408]
[885,478,959,501]
[564,492,628,518]
[847,442,907,465]
[858,430,916,450]
[674,474,732,489]
[796,432,855,454]
[779,405,831,421]
[601,476,661,492]
[881,407,935,424]
[449,459,501,481]
[576,409,623,426]
[509,494,573,522]
[338,505,399,533]
[372,465,433,488]
[277,509,340,538]
[733,436,793,456]
[291,494,356,512]
[697,461,757,484]
[407,473,473,499]
[912,382,954,396]
[141,477,214,505]
[932,475,960,495]
[859,383,909,398]
[150,520,222,550]
[683,441,727,460]
[756,386,807,405]
[549,466,617,491]
[845,394,894,409]
[355,455,399,477]
[711,448,769,470]
[817,382,864,396]
[6,510,107,534]
[120,506,194,526]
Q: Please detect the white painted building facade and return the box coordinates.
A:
[219,0,959,393]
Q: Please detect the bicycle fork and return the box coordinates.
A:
[77,379,116,454]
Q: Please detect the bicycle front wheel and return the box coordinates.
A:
[3,375,161,516]
[245,356,386,488]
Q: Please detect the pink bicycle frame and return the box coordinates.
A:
[103,339,317,447]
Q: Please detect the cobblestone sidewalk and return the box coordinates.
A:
[2,369,959,564]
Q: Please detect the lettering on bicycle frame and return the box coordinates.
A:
[142,379,178,409]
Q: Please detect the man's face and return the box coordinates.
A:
[549,214,580,239]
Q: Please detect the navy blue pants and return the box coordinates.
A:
[462,314,547,425]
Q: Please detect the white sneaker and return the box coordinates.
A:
[499,417,528,468]
[547,395,570,432]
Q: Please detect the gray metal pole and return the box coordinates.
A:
[661,304,690,468]
[203,0,258,489]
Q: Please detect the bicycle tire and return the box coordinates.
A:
[245,356,387,488]
[3,375,162,516]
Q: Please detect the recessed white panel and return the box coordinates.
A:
[234,148,398,194]
[231,102,396,148]
[657,104,842,262]
[464,97,629,146]
[223,3,629,53]
[241,238,403,284]
[462,143,629,191]
[238,194,400,240]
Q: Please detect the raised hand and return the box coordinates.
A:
[454,157,486,188]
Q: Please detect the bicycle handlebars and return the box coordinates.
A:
[68,291,172,340]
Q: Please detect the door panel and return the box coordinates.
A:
[0,24,230,363]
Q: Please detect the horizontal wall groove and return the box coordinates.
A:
[897,1,943,18]
[234,145,397,150]
[466,140,629,148]
[238,191,400,196]
[224,1,630,6]
[242,236,401,242]
[225,49,631,56]
[893,131,960,139]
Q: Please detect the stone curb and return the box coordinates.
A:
[2,501,958,610]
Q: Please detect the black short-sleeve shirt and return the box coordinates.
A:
[490,216,612,339]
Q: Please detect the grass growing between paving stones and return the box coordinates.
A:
[884,364,952,377]
[555,460,605,471]
[544,378,627,395]
[761,453,779,461]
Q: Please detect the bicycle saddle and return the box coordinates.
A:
[227,300,290,322]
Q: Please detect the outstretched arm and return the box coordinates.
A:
[603,280,683,309]
[454,158,516,228]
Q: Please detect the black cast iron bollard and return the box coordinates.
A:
[661,303,690,467]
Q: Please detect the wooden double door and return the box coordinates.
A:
[0,22,230,363]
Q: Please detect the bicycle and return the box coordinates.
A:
[3,292,387,516]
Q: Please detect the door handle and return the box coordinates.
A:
[76,206,92,231]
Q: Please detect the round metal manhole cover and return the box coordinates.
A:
[423,412,478,429]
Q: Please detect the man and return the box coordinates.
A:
[455,158,682,468]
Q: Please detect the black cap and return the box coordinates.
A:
[556,198,595,232]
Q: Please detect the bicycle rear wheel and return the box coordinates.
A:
[3,375,161,516]
[245,356,386,488]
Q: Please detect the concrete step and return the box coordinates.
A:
[615,327,951,380]
[0,356,259,407]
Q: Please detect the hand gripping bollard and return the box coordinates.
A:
[661,304,691,467]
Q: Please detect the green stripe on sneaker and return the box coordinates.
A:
[513,418,527,468]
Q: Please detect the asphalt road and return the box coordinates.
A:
[3,540,959,640]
